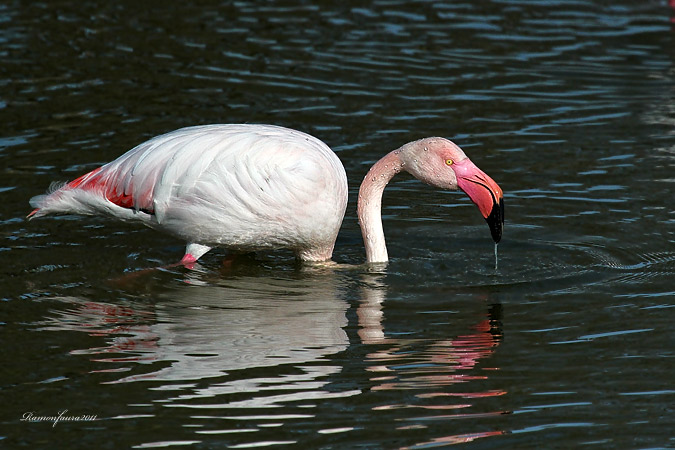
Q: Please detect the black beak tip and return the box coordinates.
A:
[485,198,504,243]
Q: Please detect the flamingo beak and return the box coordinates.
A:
[452,159,504,243]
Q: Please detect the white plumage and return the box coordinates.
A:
[29,124,348,262]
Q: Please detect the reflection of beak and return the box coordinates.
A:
[453,159,504,243]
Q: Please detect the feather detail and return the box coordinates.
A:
[47,181,67,194]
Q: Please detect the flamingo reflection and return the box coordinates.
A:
[39,268,508,446]
[357,276,508,446]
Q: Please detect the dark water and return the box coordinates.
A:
[2,1,674,448]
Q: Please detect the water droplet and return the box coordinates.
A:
[424,147,428,151]
[494,243,499,271]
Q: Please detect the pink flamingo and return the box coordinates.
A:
[28,124,503,264]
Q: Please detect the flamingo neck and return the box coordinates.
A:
[357,150,404,263]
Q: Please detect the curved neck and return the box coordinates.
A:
[357,150,403,263]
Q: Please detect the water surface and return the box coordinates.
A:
[1,1,674,448]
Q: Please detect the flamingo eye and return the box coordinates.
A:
[445,159,454,166]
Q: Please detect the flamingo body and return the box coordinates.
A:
[29,124,348,261]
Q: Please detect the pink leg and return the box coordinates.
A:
[180,253,198,270]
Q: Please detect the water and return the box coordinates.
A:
[2,0,674,448]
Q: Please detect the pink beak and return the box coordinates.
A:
[452,158,504,243]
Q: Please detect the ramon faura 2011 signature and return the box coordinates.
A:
[21,410,97,428]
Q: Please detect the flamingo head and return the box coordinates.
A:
[399,137,504,243]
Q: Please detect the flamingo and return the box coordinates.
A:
[28,124,504,264]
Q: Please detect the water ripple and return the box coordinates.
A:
[2,0,674,449]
